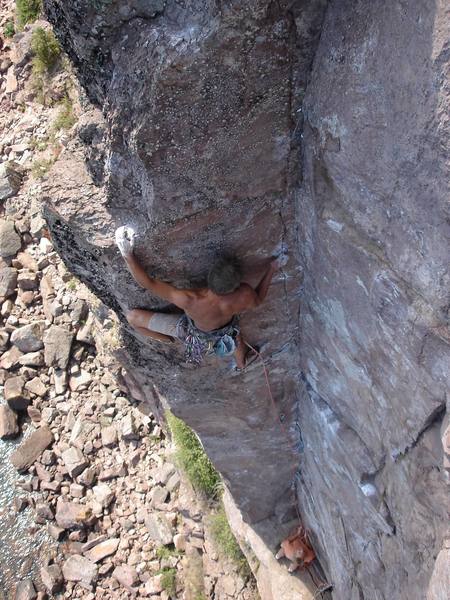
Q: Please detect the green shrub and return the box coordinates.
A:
[31,157,54,178]
[31,27,61,74]
[155,545,183,560]
[166,411,220,498]
[208,506,250,574]
[3,20,15,38]
[16,0,42,29]
[158,567,177,596]
[53,97,76,131]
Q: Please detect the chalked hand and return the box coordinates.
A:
[115,226,136,258]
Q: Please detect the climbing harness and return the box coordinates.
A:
[177,315,240,364]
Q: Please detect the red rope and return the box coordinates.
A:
[244,340,332,596]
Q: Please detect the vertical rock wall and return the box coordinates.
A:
[43,0,449,598]
[296,1,449,598]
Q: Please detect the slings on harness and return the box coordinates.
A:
[176,315,240,364]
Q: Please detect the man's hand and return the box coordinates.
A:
[115,226,136,258]
[271,251,288,270]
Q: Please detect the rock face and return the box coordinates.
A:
[44,1,449,599]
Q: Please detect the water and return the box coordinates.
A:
[0,419,55,597]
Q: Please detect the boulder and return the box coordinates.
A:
[16,252,38,272]
[85,538,119,563]
[62,446,89,478]
[17,271,39,290]
[14,579,36,600]
[4,375,30,410]
[10,427,53,471]
[0,161,23,201]
[112,565,139,591]
[55,499,94,529]
[120,412,138,440]
[62,554,97,585]
[69,369,92,391]
[0,220,21,257]
[44,325,74,369]
[19,351,44,367]
[0,329,10,351]
[100,424,117,447]
[10,321,45,352]
[92,483,115,508]
[145,513,173,546]
[0,266,18,299]
[0,345,23,369]
[25,377,47,397]
[0,404,19,439]
[40,564,63,594]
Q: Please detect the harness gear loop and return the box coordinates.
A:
[177,315,240,364]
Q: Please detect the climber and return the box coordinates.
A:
[115,226,287,369]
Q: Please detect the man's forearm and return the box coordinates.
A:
[124,253,155,291]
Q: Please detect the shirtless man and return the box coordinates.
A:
[116,226,285,369]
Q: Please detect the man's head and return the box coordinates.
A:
[208,256,242,295]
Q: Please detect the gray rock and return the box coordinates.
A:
[0,345,23,369]
[10,427,53,471]
[92,483,115,508]
[62,554,97,585]
[0,404,19,439]
[43,324,74,369]
[14,579,36,600]
[0,220,21,257]
[61,446,88,478]
[25,377,47,397]
[19,351,45,367]
[40,564,63,594]
[0,267,18,299]
[35,502,54,523]
[100,424,117,447]
[17,271,39,290]
[85,538,119,563]
[48,523,65,541]
[10,321,45,353]
[149,486,168,508]
[55,499,93,529]
[4,375,30,410]
[0,161,23,201]
[112,564,139,591]
[145,513,173,546]
[69,369,92,391]
[120,413,138,440]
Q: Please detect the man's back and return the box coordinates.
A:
[182,284,257,332]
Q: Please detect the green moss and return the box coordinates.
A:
[31,27,61,74]
[3,20,15,38]
[158,567,177,596]
[31,157,54,178]
[16,0,42,29]
[166,411,220,498]
[155,545,183,560]
[208,506,250,575]
[29,135,49,151]
[53,97,76,131]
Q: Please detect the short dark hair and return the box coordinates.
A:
[208,256,242,295]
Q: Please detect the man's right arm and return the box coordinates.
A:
[239,258,280,310]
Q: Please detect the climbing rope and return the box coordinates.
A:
[244,340,332,597]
